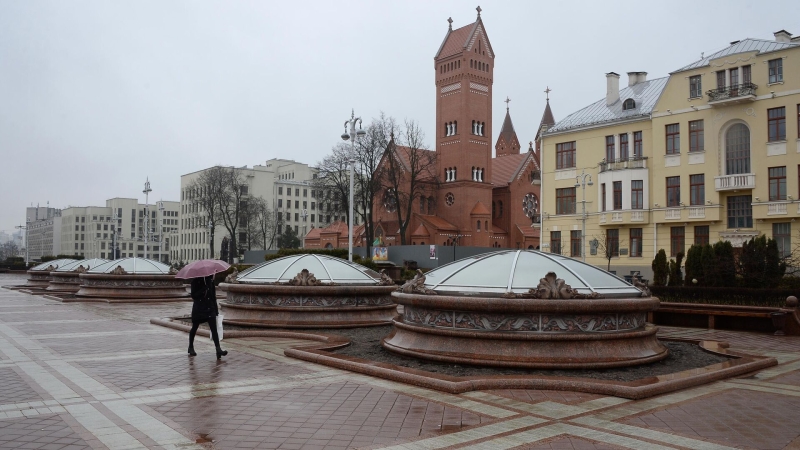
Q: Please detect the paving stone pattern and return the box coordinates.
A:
[2,274,800,449]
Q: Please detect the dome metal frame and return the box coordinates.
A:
[237,254,381,285]
[54,258,110,272]
[88,257,172,275]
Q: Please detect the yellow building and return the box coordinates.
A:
[541,30,800,279]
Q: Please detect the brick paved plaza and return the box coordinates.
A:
[2,274,800,449]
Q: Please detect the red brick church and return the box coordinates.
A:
[306,7,553,249]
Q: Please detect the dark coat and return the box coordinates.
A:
[190,276,218,323]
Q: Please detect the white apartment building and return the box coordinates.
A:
[58,198,179,262]
[176,158,352,263]
[24,206,62,261]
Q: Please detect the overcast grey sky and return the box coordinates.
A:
[0,0,795,233]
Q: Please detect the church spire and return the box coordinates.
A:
[495,98,520,157]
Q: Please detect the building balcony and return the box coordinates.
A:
[706,83,757,106]
[768,202,788,215]
[598,210,650,225]
[655,206,721,222]
[598,156,647,173]
[715,173,755,191]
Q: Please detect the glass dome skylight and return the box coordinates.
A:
[237,254,381,285]
[88,257,172,275]
[55,258,110,272]
[31,259,77,271]
[423,250,642,297]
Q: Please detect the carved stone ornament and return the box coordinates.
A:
[224,268,239,284]
[503,272,599,299]
[397,269,437,295]
[110,265,128,275]
[632,276,651,297]
[45,265,55,272]
[378,269,394,286]
[287,269,325,286]
[73,265,87,274]
[168,267,178,275]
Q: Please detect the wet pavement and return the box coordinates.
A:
[2,273,800,449]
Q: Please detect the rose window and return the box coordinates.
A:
[445,192,455,206]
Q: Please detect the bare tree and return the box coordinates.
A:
[239,198,262,251]
[353,114,391,256]
[593,230,617,272]
[246,196,278,251]
[217,168,248,262]
[188,167,226,259]
[377,119,437,245]
[313,143,351,226]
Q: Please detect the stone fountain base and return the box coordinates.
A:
[383,293,668,369]
[46,272,82,293]
[76,274,189,299]
[220,283,397,328]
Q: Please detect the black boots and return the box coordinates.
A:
[188,346,197,356]
[216,348,228,359]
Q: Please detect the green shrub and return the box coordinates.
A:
[652,249,668,286]
[684,245,703,286]
[712,241,736,287]
[740,235,786,288]
[668,252,684,286]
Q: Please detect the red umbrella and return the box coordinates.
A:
[174,259,231,279]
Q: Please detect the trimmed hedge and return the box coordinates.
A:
[650,285,795,308]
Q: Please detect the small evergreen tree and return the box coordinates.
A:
[700,243,717,286]
[713,240,736,287]
[277,227,301,249]
[652,249,668,286]
[740,235,786,288]
[668,251,684,286]
[684,245,703,286]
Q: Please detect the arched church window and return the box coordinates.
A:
[492,201,496,216]
[622,98,636,110]
[453,121,457,134]
[499,201,503,218]
[485,220,488,231]
[420,196,425,213]
[477,221,480,232]
[726,123,751,174]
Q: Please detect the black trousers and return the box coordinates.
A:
[189,317,221,349]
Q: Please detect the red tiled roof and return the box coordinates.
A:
[388,144,437,181]
[491,153,528,185]
[418,215,459,232]
[491,225,507,235]
[516,224,539,237]
[470,202,491,216]
[411,223,430,237]
[436,23,474,59]
[498,109,517,147]
[305,227,322,239]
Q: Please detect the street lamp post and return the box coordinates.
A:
[111,213,119,259]
[207,220,214,259]
[341,110,366,262]
[143,178,152,259]
[300,209,308,249]
[575,170,593,262]
[15,220,29,266]
[157,201,165,262]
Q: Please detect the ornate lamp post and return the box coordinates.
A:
[15,219,30,265]
[157,201,165,262]
[575,170,593,262]
[341,110,366,262]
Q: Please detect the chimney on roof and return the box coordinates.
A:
[606,72,620,106]
[627,72,648,87]
[774,30,792,43]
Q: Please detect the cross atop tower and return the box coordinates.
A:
[447,17,452,30]
[544,86,551,101]
[504,96,511,111]
[476,5,482,17]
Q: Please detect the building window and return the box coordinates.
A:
[666,124,680,154]
[729,67,739,87]
[726,124,750,174]
[607,229,619,257]
[742,65,752,84]
[278,199,282,207]
[694,226,709,246]
[619,134,629,160]
[666,176,680,207]
[689,120,704,152]
[550,231,561,255]
[630,228,642,257]
[689,75,702,98]
[622,98,636,110]
[556,141,576,169]
[769,166,787,201]
[727,195,753,228]
[631,180,643,209]
[768,58,783,84]
[633,131,643,157]
[499,201,503,217]
[605,136,615,162]
[690,174,705,205]
[613,181,622,210]
[570,230,581,257]
[555,188,576,215]
[601,184,607,212]
[670,227,685,257]
[774,223,791,259]
[768,107,786,142]
[716,70,725,89]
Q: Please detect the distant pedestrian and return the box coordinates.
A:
[188,275,227,359]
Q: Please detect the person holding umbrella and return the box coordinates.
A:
[175,260,231,359]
